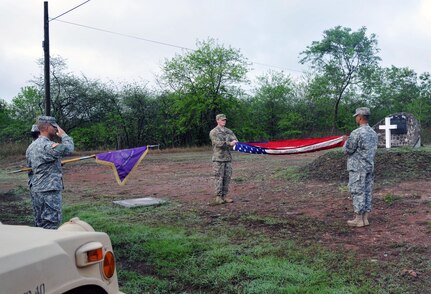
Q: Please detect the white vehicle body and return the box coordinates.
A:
[0,218,124,294]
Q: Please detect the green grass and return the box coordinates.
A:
[383,194,401,205]
[273,166,305,182]
[0,141,28,158]
[62,203,388,294]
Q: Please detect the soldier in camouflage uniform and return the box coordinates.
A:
[30,124,40,140]
[27,124,40,209]
[343,107,378,227]
[26,116,74,229]
[209,114,238,205]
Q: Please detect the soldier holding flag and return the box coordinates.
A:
[343,107,378,227]
[209,114,238,205]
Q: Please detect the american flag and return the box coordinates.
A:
[233,136,345,155]
[233,142,267,154]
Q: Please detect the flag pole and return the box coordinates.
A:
[9,155,96,174]
[61,155,95,165]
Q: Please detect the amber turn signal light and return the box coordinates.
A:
[103,251,116,279]
[76,242,103,267]
[87,248,103,263]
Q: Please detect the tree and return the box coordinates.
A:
[0,99,12,141]
[8,86,43,122]
[32,56,119,133]
[416,72,431,127]
[160,38,250,145]
[250,71,295,139]
[300,26,381,131]
[2,87,44,142]
[371,66,420,114]
[120,83,160,147]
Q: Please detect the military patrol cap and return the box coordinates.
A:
[353,107,371,117]
[31,124,39,132]
[38,116,59,128]
[216,114,227,120]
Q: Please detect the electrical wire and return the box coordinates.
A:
[54,19,192,51]
[53,17,304,74]
[252,62,304,73]
[50,0,92,22]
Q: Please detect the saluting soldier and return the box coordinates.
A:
[209,114,238,205]
[26,116,74,229]
[343,107,378,227]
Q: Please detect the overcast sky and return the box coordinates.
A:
[1,0,430,103]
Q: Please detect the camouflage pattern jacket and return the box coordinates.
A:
[343,124,378,172]
[209,126,238,162]
[26,135,74,192]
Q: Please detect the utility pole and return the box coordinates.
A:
[43,1,51,116]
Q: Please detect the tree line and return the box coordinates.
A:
[1,26,430,150]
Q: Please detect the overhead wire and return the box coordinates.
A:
[51,6,305,74]
[50,0,92,22]
[54,19,193,51]
[252,62,304,73]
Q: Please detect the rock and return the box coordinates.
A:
[401,269,418,278]
[373,112,421,148]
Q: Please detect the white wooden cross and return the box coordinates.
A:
[379,117,397,148]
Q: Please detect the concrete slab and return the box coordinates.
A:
[113,197,167,208]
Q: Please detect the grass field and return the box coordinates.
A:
[60,202,384,294]
[2,147,430,293]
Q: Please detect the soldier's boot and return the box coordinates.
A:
[214,196,225,205]
[347,213,365,227]
[223,196,234,203]
[363,212,370,226]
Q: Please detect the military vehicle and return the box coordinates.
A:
[0,217,124,294]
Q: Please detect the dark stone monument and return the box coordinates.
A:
[372,112,421,148]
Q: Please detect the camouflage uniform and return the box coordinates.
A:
[343,124,378,214]
[209,125,238,198]
[26,134,74,229]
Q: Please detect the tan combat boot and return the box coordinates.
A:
[347,213,365,227]
[214,196,225,205]
[363,212,370,226]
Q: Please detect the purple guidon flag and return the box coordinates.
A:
[95,146,148,186]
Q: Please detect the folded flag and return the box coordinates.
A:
[234,142,267,154]
[234,136,344,155]
[95,146,148,185]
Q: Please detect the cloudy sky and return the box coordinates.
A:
[1,0,430,103]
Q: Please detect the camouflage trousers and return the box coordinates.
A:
[30,190,62,229]
[213,161,232,197]
[348,171,374,214]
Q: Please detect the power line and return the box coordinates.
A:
[252,62,304,73]
[53,18,304,74]
[50,0,91,22]
[54,19,192,51]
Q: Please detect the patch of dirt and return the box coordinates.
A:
[2,148,431,291]
[0,191,32,225]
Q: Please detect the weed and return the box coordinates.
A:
[0,141,29,158]
[338,184,348,193]
[233,177,244,183]
[383,194,400,205]
[273,166,305,182]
